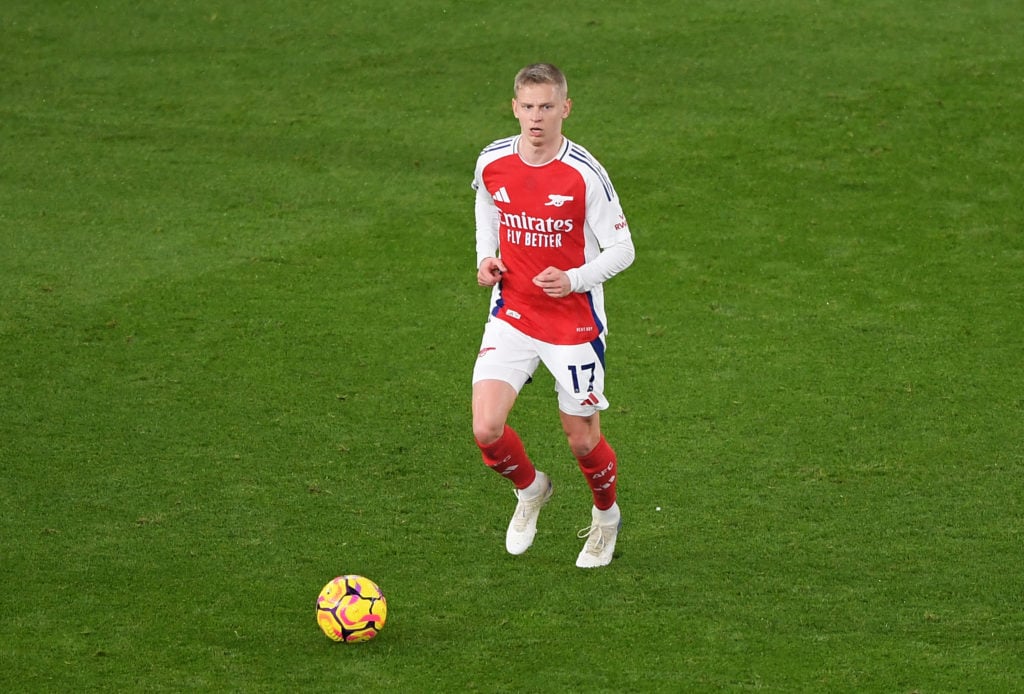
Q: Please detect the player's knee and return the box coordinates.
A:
[472,419,504,447]
[565,430,599,458]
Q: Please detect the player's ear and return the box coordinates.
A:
[563,98,572,119]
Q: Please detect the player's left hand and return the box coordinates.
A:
[533,266,572,298]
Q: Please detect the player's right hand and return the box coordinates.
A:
[477,257,507,287]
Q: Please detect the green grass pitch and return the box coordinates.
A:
[2,1,1022,691]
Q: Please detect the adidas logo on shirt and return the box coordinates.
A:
[492,186,510,203]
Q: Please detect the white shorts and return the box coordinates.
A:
[472,317,609,417]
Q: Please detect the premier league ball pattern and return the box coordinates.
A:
[316,575,387,643]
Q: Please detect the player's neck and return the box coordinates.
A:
[517,135,564,166]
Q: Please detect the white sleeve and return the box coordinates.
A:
[565,165,635,292]
[566,234,635,292]
[472,174,500,268]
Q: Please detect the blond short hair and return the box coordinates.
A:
[513,63,568,100]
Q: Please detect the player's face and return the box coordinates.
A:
[513,83,571,150]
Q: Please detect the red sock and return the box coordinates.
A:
[577,436,617,510]
[476,425,537,490]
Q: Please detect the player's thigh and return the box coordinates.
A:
[472,379,519,442]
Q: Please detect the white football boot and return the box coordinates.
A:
[575,503,621,568]
[505,472,553,555]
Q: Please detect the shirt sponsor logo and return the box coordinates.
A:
[500,209,574,249]
[499,211,574,233]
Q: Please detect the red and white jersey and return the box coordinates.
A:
[473,135,634,345]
